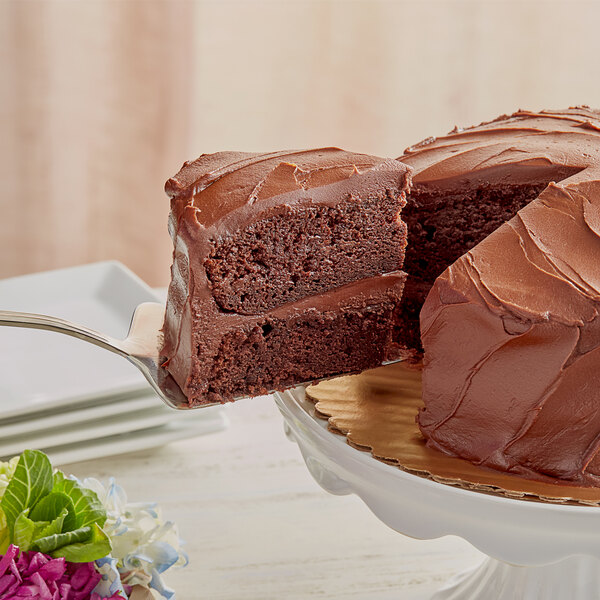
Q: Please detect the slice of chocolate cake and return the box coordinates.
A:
[161,149,411,405]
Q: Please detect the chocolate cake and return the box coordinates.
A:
[161,149,411,404]
[411,107,600,486]
[162,108,600,487]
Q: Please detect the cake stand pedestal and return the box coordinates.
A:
[429,556,600,600]
[274,387,600,600]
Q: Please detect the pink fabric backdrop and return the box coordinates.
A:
[2,0,600,287]
[0,1,193,286]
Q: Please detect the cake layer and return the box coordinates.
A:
[192,272,407,404]
[403,180,566,284]
[416,107,600,486]
[171,271,406,405]
[205,193,406,314]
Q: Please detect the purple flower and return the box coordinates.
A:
[0,544,123,600]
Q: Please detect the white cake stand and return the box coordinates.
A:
[274,386,600,600]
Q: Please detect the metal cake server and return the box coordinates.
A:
[0,303,403,411]
[0,303,200,410]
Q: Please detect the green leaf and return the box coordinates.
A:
[14,509,35,551]
[50,523,111,563]
[52,472,106,529]
[30,492,77,532]
[0,506,10,554]
[0,450,53,533]
[33,520,50,538]
[32,525,91,554]
[0,457,19,501]
[38,507,68,539]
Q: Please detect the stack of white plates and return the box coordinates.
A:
[0,261,227,465]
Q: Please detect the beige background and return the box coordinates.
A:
[2,0,600,287]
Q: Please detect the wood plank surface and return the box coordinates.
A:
[64,395,484,599]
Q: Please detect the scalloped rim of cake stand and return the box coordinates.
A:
[274,385,600,567]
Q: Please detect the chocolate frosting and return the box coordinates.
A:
[162,148,411,402]
[166,149,406,227]
[414,108,600,485]
[401,107,598,187]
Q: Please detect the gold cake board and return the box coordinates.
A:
[305,362,600,506]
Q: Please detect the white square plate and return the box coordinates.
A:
[0,399,228,464]
[0,261,159,418]
[45,408,229,466]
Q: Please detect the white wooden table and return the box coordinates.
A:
[64,395,484,599]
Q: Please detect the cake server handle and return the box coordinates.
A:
[0,304,197,410]
[0,309,126,356]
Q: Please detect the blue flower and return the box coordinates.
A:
[81,477,187,600]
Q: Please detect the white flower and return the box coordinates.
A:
[81,477,187,600]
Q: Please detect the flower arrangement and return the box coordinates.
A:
[0,450,186,599]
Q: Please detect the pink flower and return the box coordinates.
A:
[0,544,122,600]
